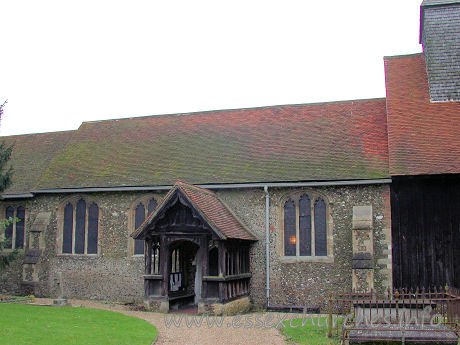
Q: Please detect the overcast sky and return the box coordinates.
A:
[1,0,423,136]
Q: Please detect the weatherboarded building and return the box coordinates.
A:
[0,0,458,312]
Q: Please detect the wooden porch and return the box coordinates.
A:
[131,181,257,311]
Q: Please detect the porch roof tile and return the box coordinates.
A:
[177,181,257,241]
[132,181,257,241]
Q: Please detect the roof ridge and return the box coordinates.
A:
[0,98,388,138]
[80,97,387,126]
[175,180,215,196]
[384,52,424,60]
[422,0,460,7]
[0,129,76,139]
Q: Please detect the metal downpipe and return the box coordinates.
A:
[264,185,270,308]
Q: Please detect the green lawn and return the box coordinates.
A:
[0,303,157,345]
[282,315,342,345]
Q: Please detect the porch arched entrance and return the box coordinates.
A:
[131,181,257,312]
[167,240,200,309]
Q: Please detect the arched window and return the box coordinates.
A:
[130,196,158,255]
[134,203,146,255]
[60,198,99,255]
[283,199,296,256]
[3,205,25,249]
[299,194,311,256]
[314,198,327,256]
[281,191,331,259]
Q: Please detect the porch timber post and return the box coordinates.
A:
[236,246,240,275]
[218,241,226,301]
[144,239,153,297]
[159,234,168,297]
[145,239,153,274]
[201,235,209,299]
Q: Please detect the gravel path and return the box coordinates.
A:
[33,299,287,345]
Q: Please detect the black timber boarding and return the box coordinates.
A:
[391,174,460,289]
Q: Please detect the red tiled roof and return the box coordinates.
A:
[384,53,460,176]
[132,181,256,241]
[31,98,389,191]
[1,131,75,195]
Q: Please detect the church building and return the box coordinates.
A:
[1,0,458,313]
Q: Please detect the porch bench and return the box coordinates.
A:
[168,293,195,301]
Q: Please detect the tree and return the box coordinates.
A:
[0,141,13,191]
[0,100,17,269]
[0,218,18,269]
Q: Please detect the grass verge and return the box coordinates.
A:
[282,315,341,345]
[0,303,157,345]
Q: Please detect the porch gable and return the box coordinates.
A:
[131,180,257,241]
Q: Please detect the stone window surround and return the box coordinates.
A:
[0,202,26,251]
[56,195,101,256]
[127,194,160,257]
[278,189,334,263]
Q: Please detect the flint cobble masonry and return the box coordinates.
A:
[1,184,391,311]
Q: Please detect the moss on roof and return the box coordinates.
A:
[2,99,390,194]
[1,131,75,195]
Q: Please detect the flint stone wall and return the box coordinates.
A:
[217,184,392,310]
[0,184,391,311]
